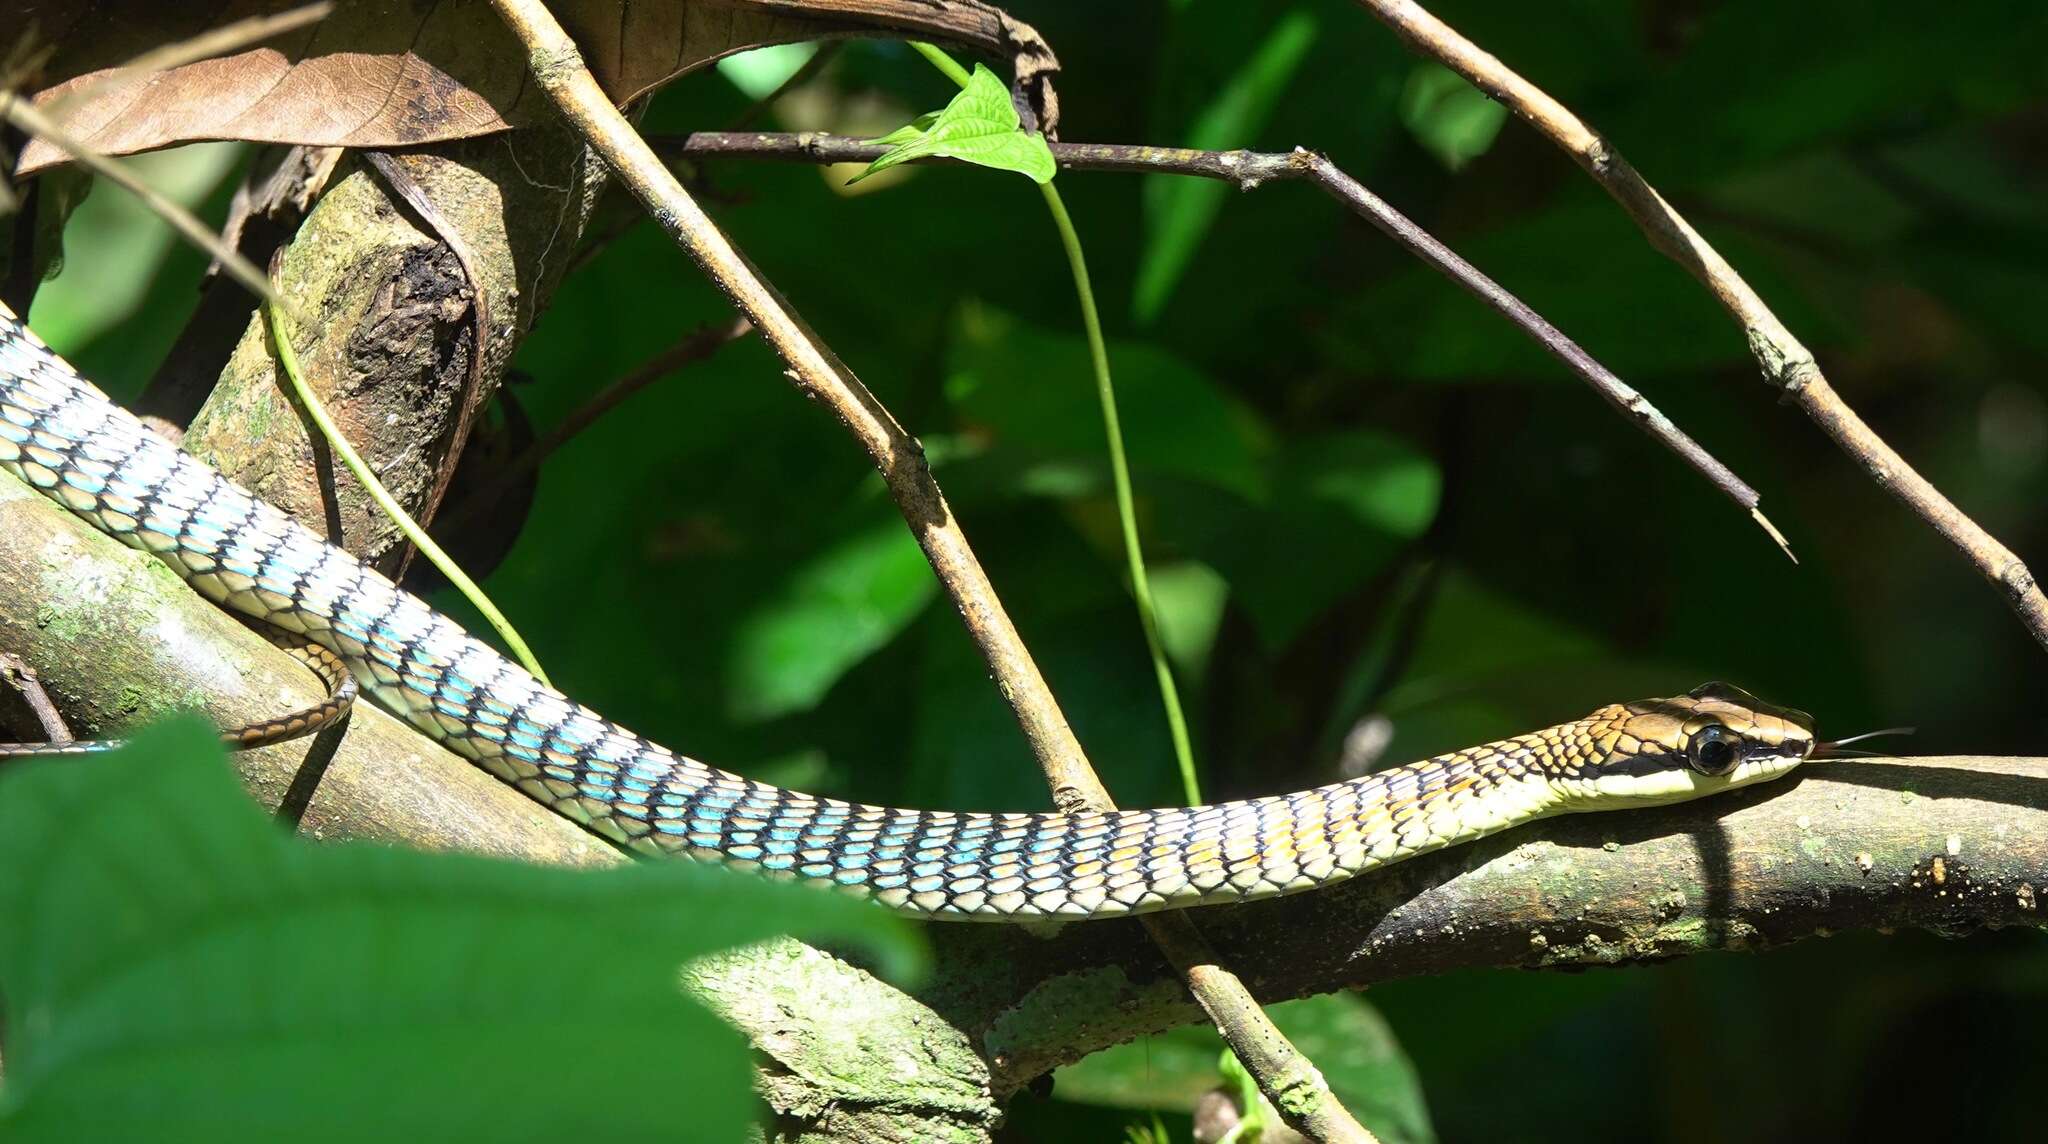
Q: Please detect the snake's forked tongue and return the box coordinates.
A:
[1813,726,1917,759]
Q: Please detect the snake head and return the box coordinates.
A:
[1561,682,1815,808]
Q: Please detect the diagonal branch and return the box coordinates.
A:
[488,5,1373,1140]
[1350,0,2048,651]
[654,131,1788,554]
[492,3,1100,804]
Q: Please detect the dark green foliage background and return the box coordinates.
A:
[33,0,2047,1139]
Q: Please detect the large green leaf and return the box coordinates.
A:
[0,721,918,1143]
[1164,429,1438,649]
[1399,63,1508,171]
[727,514,939,720]
[945,306,1270,500]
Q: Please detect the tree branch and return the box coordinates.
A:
[931,748,2048,1098]
[1348,0,2048,651]
[654,132,1787,555]
[0,471,612,865]
[495,0,1100,807]
[7,464,2043,1135]
[488,6,1384,1139]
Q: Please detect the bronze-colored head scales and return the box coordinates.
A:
[1552,681,1816,808]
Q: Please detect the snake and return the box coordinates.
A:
[0,304,1819,920]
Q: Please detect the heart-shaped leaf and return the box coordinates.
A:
[853,63,1055,184]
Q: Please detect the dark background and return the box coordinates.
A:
[34,1,2045,1139]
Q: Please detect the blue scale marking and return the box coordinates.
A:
[623,760,668,783]
[550,720,597,747]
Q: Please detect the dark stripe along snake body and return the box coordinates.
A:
[0,307,1817,919]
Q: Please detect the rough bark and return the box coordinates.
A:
[5,465,2045,1140]
[180,115,607,571]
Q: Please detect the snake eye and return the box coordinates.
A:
[1688,724,1740,775]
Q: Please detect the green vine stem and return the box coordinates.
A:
[910,41,1204,806]
[262,300,554,685]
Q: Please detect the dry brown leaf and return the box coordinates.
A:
[11,0,1057,174]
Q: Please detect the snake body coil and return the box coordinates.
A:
[0,308,1815,919]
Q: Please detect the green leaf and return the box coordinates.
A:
[1399,63,1508,171]
[1286,431,1442,538]
[1053,994,1435,1144]
[945,306,1270,500]
[0,720,919,1143]
[853,65,1055,184]
[1170,430,1438,649]
[1134,10,1318,323]
[868,112,940,149]
[714,43,819,100]
[1148,560,1230,682]
[726,518,939,720]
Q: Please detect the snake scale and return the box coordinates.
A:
[0,305,1817,920]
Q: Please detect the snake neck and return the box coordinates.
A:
[1,308,1596,921]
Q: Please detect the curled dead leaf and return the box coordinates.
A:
[10,0,1058,174]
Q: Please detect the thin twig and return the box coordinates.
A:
[489,8,1372,1141]
[652,131,1786,554]
[434,316,753,535]
[1350,0,2048,648]
[262,260,553,687]
[0,651,71,744]
[1,5,336,319]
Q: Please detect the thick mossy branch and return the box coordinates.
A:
[4,469,2044,1136]
[926,752,2048,1094]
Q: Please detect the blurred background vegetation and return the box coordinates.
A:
[23,0,2045,1138]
